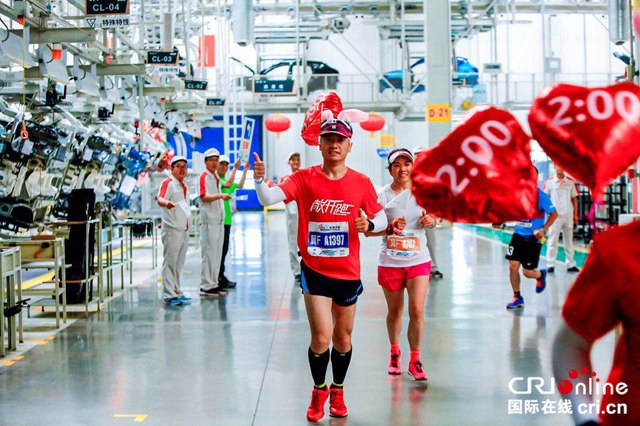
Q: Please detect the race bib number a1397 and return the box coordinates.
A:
[308,222,349,257]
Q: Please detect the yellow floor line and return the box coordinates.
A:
[20,239,153,290]
[22,272,55,290]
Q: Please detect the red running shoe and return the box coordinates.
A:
[329,386,348,418]
[388,351,402,375]
[408,360,428,381]
[306,386,329,422]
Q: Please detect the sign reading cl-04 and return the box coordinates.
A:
[85,0,129,15]
[146,51,179,65]
[184,80,208,91]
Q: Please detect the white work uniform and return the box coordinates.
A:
[199,170,225,290]
[281,173,300,277]
[424,227,438,270]
[544,175,578,268]
[158,176,192,299]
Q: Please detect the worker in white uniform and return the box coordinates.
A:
[199,148,231,297]
[543,164,580,273]
[157,156,192,306]
[280,152,301,283]
[413,146,443,280]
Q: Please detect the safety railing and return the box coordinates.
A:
[482,72,617,107]
[223,71,620,112]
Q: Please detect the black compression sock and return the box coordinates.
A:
[330,346,353,386]
[308,348,330,387]
[514,291,522,298]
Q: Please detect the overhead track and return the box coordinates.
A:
[9,28,98,44]
[23,64,145,78]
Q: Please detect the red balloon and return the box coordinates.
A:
[634,11,640,37]
[529,83,640,201]
[300,92,343,146]
[265,114,291,133]
[360,112,385,133]
[411,106,538,223]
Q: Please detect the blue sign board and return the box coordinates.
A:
[377,148,391,158]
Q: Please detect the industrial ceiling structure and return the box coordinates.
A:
[0,0,626,228]
[0,1,612,119]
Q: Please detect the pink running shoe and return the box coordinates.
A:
[408,360,428,381]
[388,351,402,375]
[329,386,348,418]
[306,386,329,422]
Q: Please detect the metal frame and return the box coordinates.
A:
[0,247,21,356]
[0,237,67,329]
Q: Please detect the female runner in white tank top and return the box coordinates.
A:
[366,148,435,381]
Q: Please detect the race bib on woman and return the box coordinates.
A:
[386,232,421,258]
[308,222,349,257]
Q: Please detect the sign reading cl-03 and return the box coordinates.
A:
[184,80,208,90]
[85,0,129,15]
[146,51,179,65]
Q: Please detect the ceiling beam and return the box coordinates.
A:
[164,101,199,111]
[24,63,145,78]
[10,28,97,44]
[201,1,607,16]
[144,86,178,96]
[76,63,147,76]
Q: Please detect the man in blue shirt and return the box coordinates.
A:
[506,188,558,309]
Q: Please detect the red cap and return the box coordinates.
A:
[319,119,353,138]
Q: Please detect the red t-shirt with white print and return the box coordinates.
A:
[278,165,383,280]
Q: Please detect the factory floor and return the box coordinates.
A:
[0,212,615,426]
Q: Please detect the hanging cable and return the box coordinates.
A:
[1,17,10,42]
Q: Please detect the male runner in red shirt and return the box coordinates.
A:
[253,118,387,422]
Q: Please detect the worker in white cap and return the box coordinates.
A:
[280,151,302,283]
[198,148,231,297]
[157,155,192,306]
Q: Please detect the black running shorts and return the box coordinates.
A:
[505,233,542,270]
[300,261,363,306]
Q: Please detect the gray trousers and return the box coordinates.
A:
[285,207,300,276]
[547,215,576,268]
[201,222,224,290]
[425,226,439,270]
[162,228,189,299]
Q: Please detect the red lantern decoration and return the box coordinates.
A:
[265,114,291,139]
[359,112,386,137]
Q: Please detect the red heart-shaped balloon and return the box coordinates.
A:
[529,82,640,201]
[301,92,343,146]
[411,106,538,223]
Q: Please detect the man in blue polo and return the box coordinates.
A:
[505,187,558,309]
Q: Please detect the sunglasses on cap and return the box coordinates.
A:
[320,118,353,138]
[321,118,353,130]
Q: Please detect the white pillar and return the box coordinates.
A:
[424,0,452,147]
